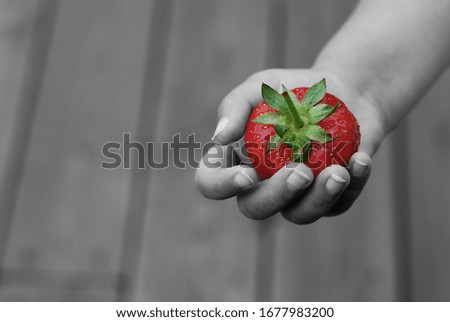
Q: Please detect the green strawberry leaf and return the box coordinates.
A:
[262,83,287,112]
[308,102,339,123]
[283,133,297,148]
[299,143,312,163]
[282,85,304,127]
[291,137,310,162]
[302,78,326,107]
[266,134,284,153]
[252,112,285,125]
[274,124,289,137]
[304,124,332,144]
[295,135,310,148]
[284,135,300,150]
[292,143,312,163]
[281,85,302,109]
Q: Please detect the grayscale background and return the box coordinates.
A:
[0,0,448,301]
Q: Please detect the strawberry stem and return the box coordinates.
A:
[282,91,304,128]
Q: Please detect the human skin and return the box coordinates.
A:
[195,0,450,224]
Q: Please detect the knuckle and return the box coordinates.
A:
[262,192,284,212]
[307,198,330,216]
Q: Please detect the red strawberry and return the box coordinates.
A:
[244,78,360,179]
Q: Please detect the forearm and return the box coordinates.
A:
[313,0,450,132]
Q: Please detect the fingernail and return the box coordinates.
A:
[286,169,312,190]
[212,117,229,141]
[351,159,368,177]
[326,173,347,192]
[234,171,254,188]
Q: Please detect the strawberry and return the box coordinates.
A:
[244,78,360,179]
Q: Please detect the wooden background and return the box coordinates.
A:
[0,0,448,301]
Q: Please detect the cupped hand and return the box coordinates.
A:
[195,68,387,224]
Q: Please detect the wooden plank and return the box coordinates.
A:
[0,269,117,301]
[0,0,54,270]
[408,69,450,300]
[0,0,41,179]
[0,0,41,183]
[271,0,397,301]
[389,121,413,301]
[1,0,152,300]
[116,0,175,301]
[133,0,272,301]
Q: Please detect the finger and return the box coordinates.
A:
[236,163,313,220]
[211,75,283,145]
[195,145,259,200]
[281,165,350,225]
[326,152,372,216]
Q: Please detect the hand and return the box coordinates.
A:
[195,68,387,224]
